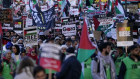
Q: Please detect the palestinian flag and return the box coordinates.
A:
[61,0,71,17]
[77,19,96,63]
[115,0,125,16]
[109,0,114,12]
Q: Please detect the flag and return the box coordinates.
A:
[115,0,125,16]
[78,0,83,12]
[93,17,100,30]
[109,0,114,12]
[29,0,55,30]
[61,0,71,17]
[77,19,96,63]
[87,6,95,12]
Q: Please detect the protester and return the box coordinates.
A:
[56,47,81,79]
[2,50,14,79]
[119,45,140,79]
[65,38,72,48]
[11,45,21,65]
[91,42,116,79]
[27,49,38,64]
[33,66,46,79]
[14,56,35,79]
[11,36,18,45]
[114,47,126,77]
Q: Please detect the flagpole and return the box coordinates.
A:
[125,0,127,12]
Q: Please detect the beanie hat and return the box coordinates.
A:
[66,47,75,53]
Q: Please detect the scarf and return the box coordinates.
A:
[65,54,75,60]
[97,54,116,79]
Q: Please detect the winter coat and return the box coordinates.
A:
[56,55,82,79]
[2,58,13,79]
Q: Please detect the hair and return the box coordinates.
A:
[12,45,20,55]
[33,66,45,77]
[16,56,35,75]
[99,42,111,52]
[127,45,139,53]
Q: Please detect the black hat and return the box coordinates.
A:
[66,47,75,53]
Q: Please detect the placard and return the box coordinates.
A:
[0,9,13,23]
[40,43,61,72]
[62,24,76,36]
[24,26,38,45]
[117,20,133,46]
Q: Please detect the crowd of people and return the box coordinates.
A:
[0,29,140,79]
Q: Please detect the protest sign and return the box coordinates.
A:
[93,31,102,41]
[0,9,13,23]
[62,24,76,36]
[54,23,62,35]
[117,20,133,46]
[2,23,13,30]
[96,18,113,32]
[26,18,33,27]
[40,43,61,72]
[14,21,23,34]
[24,26,38,45]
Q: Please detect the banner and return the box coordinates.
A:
[26,18,33,27]
[2,23,13,30]
[54,23,62,35]
[117,20,133,46]
[31,6,55,30]
[97,18,113,31]
[62,24,76,36]
[40,43,61,72]
[0,9,13,23]
[24,26,38,45]
[14,21,23,34]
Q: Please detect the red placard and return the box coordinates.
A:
[40,57,61,72]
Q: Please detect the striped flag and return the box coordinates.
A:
[61,0,71,17]
[115,0,125,17]
[109,0,115,12]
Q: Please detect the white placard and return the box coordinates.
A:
[62,24,76,36]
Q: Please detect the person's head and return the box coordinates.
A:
[71,36,75,41]
[4,50,12,60]
[25,45,31,53]
[128,45,139,57]
[61,45,68,53]
[65,38,72,47]
[10,30,15,37]
[116,47,124,55]
[12,45,20,55]
[31,49,37,56]
[16,56,35,74]
[66,47,75,55]
[20,48,26,59]
[11,36,17,43]
[72,40,78,48]
[18,38,23,44]
[55,36,61,44]
[5,31,10,37]
[33,66,46,79]
[99,42,111,55]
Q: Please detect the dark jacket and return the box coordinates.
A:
[56,56,82,79]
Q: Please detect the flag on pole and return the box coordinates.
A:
[115,0,125,16]
[93,17,100,30]
[77,19,96,63]
[109,0,114,12]
[29,0,55,30]
[61,0,71,17]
